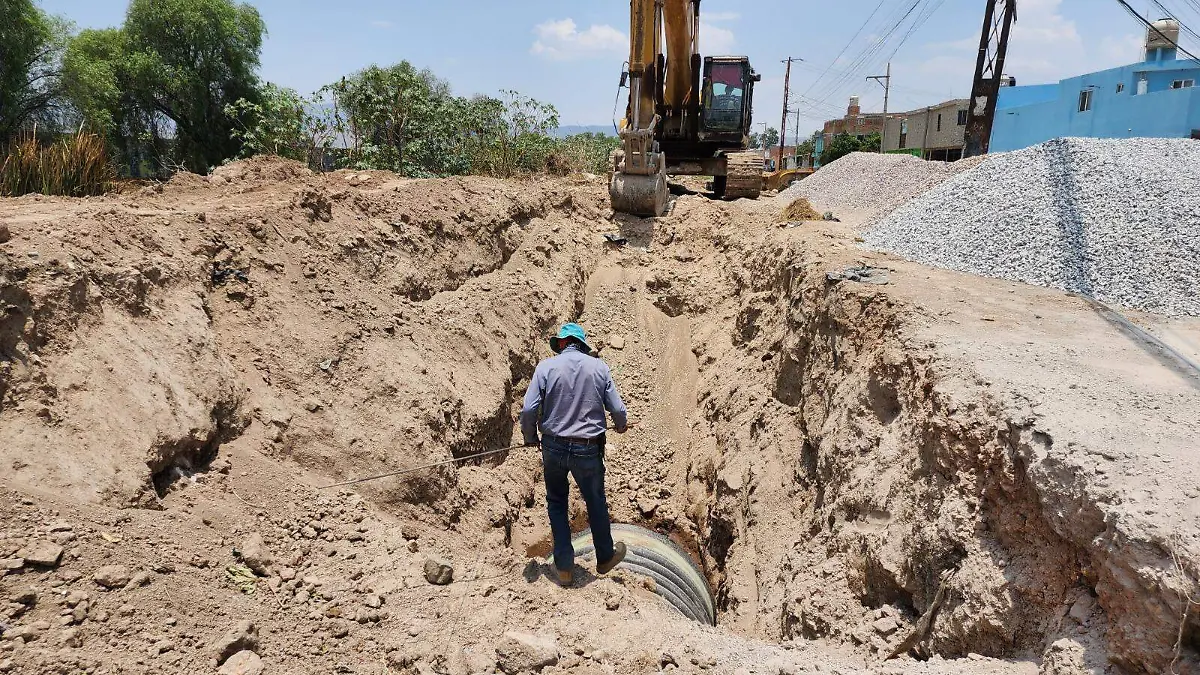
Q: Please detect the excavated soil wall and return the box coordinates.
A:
[658,213,1199,673]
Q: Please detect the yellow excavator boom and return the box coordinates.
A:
[663,0,696,111]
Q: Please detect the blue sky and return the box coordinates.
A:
[39,1,1197,141]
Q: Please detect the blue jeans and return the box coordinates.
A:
[541,435,615,572]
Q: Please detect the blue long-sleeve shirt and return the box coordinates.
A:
[520,345,628,444]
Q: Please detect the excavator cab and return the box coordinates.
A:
[700,57,757,138]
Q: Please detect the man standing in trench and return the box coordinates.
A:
[521,323,628,585]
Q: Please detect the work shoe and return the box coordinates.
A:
[596,541,627,575]
[557,567,573,586]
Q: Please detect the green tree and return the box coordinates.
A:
[0,0,71,139]
[60,0,265,173]
[324,62,458,176]
[484,90,559,177]
[61,28,126,137]
[555,132,621,175]
[225,83,332,167]
[796,137,816,158]
[323,63,562,178]
[819,132,865,166]
[62,28,180,177]
[123,0,266,172]
[860,131,882,153]
[761,126,780,149]
[749,126,780,150]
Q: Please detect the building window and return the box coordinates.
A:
[1137,77,1148,95]
[956,110,968,125]
[1078,89,1093,112]
[1116,83,1125,93]
[1172,79,1196,89]
[937,113,942,131]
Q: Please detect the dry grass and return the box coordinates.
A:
[781,197,820,222]
[1,131,116,197]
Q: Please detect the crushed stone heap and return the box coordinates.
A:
[780,151,980,221]
[864,137,1200,316]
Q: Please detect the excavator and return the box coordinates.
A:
[610,0,763,216]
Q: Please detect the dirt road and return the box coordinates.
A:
[0,159,1196,674]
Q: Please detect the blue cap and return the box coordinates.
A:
[551,323,594,354]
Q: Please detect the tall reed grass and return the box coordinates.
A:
[1,131,116,197]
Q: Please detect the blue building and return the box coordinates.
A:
[991,20,1200,152]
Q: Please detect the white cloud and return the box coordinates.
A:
[531,19,627,61]
[705,11,741,22]
[530,16,739,61]
[370,20,393,29]
[701,22,736,54]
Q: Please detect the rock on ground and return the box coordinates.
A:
[92,565,131,589]
[217,650,264,675]
[211,621,259,665]
[240,533,272,576]
[17,541,63,567]
[495,631,559,674]
[423,557,453,585]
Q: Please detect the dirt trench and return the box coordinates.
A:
[507,193,1199,673]
[2,163,1197,675]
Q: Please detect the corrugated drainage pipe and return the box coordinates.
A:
[552,523,716,625]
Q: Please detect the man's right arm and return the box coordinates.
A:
[602,366,628,433]
[519,365,545,446]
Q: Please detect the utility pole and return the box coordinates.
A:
[964,0,1017,158]
[780,57,800,171]
[867,62,891,153]
[795,106,802,166]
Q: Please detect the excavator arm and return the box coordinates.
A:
[610,0,672,216]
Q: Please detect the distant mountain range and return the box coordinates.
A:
[552,124,618,138]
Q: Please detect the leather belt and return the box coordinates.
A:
[544,433,605,447]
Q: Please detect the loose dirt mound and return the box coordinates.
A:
[1,158,614,513]
[781,197,820,222]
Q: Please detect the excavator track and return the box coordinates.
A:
[722,151,763,201]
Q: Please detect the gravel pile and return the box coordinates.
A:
[864,137,1200,316]
[780,151,973,220]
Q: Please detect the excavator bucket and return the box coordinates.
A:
[610,127,669,217]
[610,167,668,217]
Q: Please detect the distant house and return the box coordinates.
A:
[881,98,971,161]
[814,95,887,165]
[763,145,803,171]
[990,19,1200,152]
[813,96,972,164]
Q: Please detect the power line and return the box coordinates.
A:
[793,55,952,99]
[807,0,925,105]
[798,0,888,101]
[804,0,947,116]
